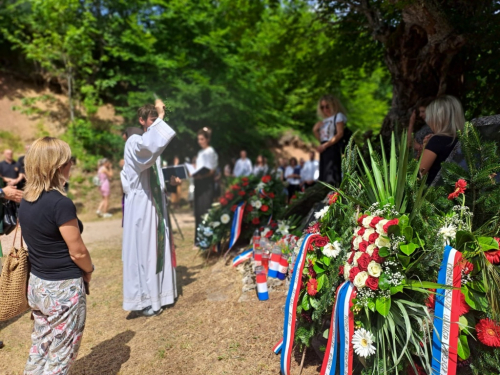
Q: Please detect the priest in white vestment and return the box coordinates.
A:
[122,100,179,316]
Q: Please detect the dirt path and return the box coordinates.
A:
[0,213,320,375]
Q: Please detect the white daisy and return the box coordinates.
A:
[352,328,376,358]
[322,241,341,258]
[438,224,457,245]
[314,206,329,220]
[221,214,231,224]
[254,200,262,209]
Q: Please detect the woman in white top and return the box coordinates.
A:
[285,157,301,203]
[194,127,218,244]
[252,155,268,176]
[312,94,347,186]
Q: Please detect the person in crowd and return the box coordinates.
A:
[233,150,252,177]
[0,149,25,190]
[19,137,94,374]
[409,98,434,158]
[277,157,288,181]
[122,99,180,316]
[96,158,113,218]
[169,155,182,209]
[313,94,347,186]
[223,158,235,177]
[419,95,465,185]
[263,157,269,174]
[285,157,301,202]
[299,157,305,169]
[252,154,268,175]
[300,151,319,189]
[194,127,218,244]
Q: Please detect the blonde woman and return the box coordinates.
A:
[312,94,347,186]
[419,95,465,184]
[19,137,93,374]
[96,158,113,218]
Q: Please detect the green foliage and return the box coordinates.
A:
[0,130,24,154]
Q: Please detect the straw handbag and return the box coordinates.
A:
[0,226,30,321]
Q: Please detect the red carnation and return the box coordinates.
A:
[252,217,260,225]
[261,205,269,212]
[225,192,234,200]
[448,179,467,200]
[357,253,371,271]
[366,276,379,291]
[476,319,500,347]
[371,248,385,264]
[307,278,318,296]
[357,227,366,236]
[339,265,344,277]
[383,218,399,233]
[359,241,369,253]
[348,251,356,264]
[357,214,367,225]
[265,230,273,238]
[219,197,228,206]
[245,204,253,212]
[349,266,360,282]
[231,205,237,212]
[238,190,246,196]
[261,175,272,184]
[314,236,329,248]
[232,184,241,190]
[485,250,500,265]
[458,291,470,316]
[370,217,383,228]
[328,192,339,205]
[368,233,379,244]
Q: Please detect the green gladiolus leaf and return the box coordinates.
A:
[375,297,391,317]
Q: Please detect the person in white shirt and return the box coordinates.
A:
[312,94,347,186]
[233,150,252,177]
[285,157,301,202]
[194,127,218,244]
[300,151,319,189]
[252,155,268,176]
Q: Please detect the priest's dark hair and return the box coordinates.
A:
[197,127,212,141]
[137,104,158,121]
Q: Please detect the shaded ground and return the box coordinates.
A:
[0,212,321,375]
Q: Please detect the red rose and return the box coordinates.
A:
[232,184,241,190]
[242,181,249,186]
[358,241,369,253]
[231,205,237,212]
[349,266,360,282]
[357,227,366,236]
[225,192,234,200]
[307,278,318,296]
[265,230,273,238]
[261,205,269,212]
[268,192,275,199]
[219,197,228,206]
[252,217,260,225]
[339,265,344,277]
[485,250,500,264]
[314,236,329,248]
[371,248,385,264]
[383,218,399,233]
[368,233,379,244]
[238,190,246,196]
[245,204,253,212]
[348,251,355,264]
[261,175,272,183]
[365,276,379,291]
[448,179,467,200]
[370,217,383,228]
[357,214,367,225]
[357,253,371,271]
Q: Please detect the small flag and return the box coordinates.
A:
[232,248,253,267]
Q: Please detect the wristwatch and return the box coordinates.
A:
[0,188,5,199]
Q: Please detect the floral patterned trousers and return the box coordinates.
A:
[24,273,87,375]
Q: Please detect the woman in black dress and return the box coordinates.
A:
[312,94,347,186]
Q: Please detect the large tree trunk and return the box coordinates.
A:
[354,1,466,139]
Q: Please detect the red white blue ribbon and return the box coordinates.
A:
[431,245,462,375]
[228,201,246,250]
[273,338,283,355]
[232,248,253,267]
[320,281,356,375]
[279,233,319,375]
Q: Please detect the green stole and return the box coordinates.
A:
[149,161,166,274]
